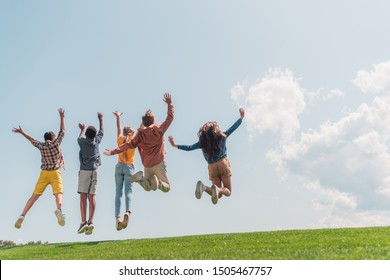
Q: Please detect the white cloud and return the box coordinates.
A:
[353,61,390,94]
[233,62,390,228]
[268,96,390,214]
[323,89,345,100]
[230,68,306,143]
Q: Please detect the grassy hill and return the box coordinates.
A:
[1,226,390,260]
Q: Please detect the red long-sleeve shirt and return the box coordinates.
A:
[111,104,174,168]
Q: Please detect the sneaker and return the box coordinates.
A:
[116,221,123,231]
[54,209,65,226]
[129,171,143,183]
[85,223,94,235]
[211,185,219,205]
[77,221,88,234]
[158,180,171,193]
[148,175,159,191]
[15,215,24,229]
[122,211,131,229]
[195,181,205,199]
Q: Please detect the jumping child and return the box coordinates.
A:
[168,108,245,204]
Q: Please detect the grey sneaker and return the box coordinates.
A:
[85,223,94,235]
[15,216,24,229]
[211,185,219,205]
[77,222,88,234]
[195,181,205,199]
[148,175,159,191]
[54,209,65,226]
[129,171,143,183]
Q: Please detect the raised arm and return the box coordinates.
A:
[224,107,245,137]
[98,112,104,132]
[78,123,85,138]
[163,93,172,106]
[160,93,174,132]
[113,111,123,136]
[104,137,137,156]
[58,108,65,132]
[12,126,34,142]
[239,107,245,119]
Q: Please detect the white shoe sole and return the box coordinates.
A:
[195,181,204,199]
[54,210,65,226]
[211,185,219,204]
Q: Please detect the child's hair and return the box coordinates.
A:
[142,111,155,127]
[198,121,226,160]
[44,131,55,141]
[85,126,97,139]
[122,125,134,142]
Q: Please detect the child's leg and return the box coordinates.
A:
[54,193,63,210]
[154,161,170,192]
[115,164,125,218]
[220,176,232,197]
[124,164,134,212]
[21,193,40,216]
[87,194,96,224]
[79,193,88,223]
[137,168,152,191]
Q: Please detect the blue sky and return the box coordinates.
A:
[1,0,390,245]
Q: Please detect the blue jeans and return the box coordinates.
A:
[115,163,134,217]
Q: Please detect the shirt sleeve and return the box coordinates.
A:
[177,142,201,151]
[160,104,174,133]
[111,132,139,155]
[54,130,65,145]
[94,130,104,144]
[30,139,42,149]
[224,118,242,137]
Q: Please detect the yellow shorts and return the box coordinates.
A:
[33,170,63,195]
[208,157,232,181]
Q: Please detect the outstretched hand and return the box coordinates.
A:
[168,136,177,148]
[239,108,245,119]
[78,123,85,130]
[163,93,172,105]
[12,126,23,134]
[113,111,123,117]
[103,149,112,156]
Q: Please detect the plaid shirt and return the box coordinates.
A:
[31,130,65,170]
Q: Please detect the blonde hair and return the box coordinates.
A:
[122,125,134,142]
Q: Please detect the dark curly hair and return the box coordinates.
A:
[198,121,226,160]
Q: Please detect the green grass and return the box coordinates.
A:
[1,226,390,260]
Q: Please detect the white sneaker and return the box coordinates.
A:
[15,215,24,229]
[158,180,171,193]
[195,181,205,199]
[129,171,143,183]
[211,185,219,205]
[54,209,65,226]
[85,223,94,235]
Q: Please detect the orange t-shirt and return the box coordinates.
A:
[117,135,135,164]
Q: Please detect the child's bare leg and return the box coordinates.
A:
[87,194,96,224]
[21,193,40,216]
[80,193,87,222]
[54,193,63,210]
[219,176,232,197]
